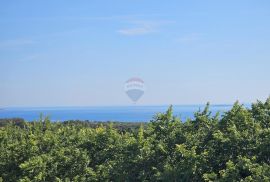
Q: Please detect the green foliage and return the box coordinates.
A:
[1,97,270,181]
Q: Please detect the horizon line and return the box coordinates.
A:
[1,103,251,109]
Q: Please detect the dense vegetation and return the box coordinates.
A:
[0,119,145,132]
[0,118,25,128]
[1,98,270,181]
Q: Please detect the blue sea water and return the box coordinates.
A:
[0,105,236,122]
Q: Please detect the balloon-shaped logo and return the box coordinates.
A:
[125,77,145,103]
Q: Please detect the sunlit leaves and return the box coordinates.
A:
[0,97,270,181]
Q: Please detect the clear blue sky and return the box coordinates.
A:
[0,0,269,107]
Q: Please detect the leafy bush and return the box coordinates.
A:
[0,98,270,181]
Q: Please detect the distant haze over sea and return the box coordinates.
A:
[0,105,250,122]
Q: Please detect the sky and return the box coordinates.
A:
[0,0,270,107]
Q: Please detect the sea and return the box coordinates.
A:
[0,105,241,122]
